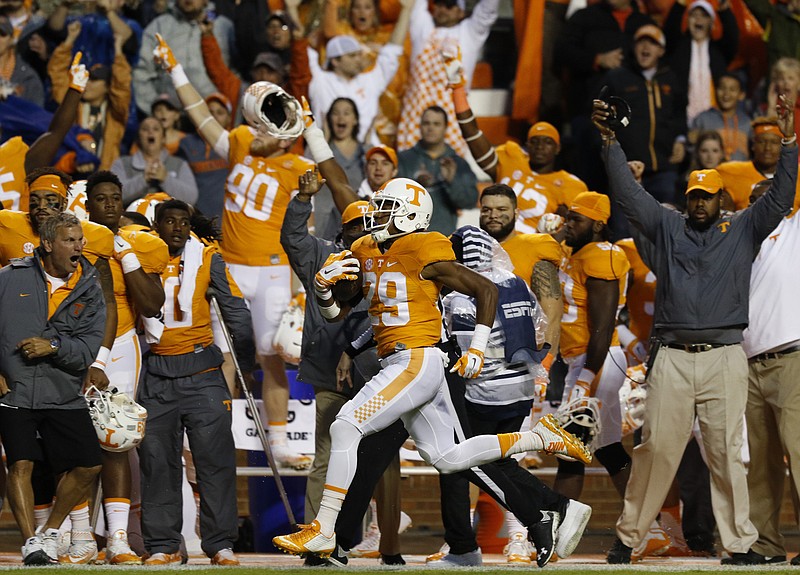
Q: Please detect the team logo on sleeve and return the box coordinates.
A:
[23,242,34,255]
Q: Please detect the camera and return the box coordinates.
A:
[597,86,632,131]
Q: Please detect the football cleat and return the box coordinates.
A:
[58,530,98,564]
[272,521,336,556]
[106,530,141,565]
[631,521,671,562]
[211,548,240,565]
[531,414,592,464]
[143,551,183,565]
[504,532,532,564]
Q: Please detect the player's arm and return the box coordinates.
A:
[578,277,619,396]
[301,97,359,212]
[443,50,498,180]
[531,260,562,355]
[113,235,165,317]
[423,260,498,378]
[153,34,229,158]
[85,257,117,390]
[25,53,88,171]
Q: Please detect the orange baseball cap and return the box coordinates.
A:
[366,145,398,167]
[527,121,560,145]
[570,191,611,224]
[685,169,724,195]
[28,174,68,198]
[341,200,370,225]
[634,24,666,48]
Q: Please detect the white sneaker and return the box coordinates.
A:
[349,523,380,558]
[504,532,532,564]
[40,529,60,563]
[58,530,98,564]
[107,530,142,565]
[555,499,592,558]
[22,533,57,566]
[398,511,413,534]
[426,549,482,566]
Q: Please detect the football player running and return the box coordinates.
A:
[272,177,592,558]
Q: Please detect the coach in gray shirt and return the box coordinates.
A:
[594,95,798,566]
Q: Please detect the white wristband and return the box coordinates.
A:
[616,324,636,348]
[320,300,341,319]
[120,252,142,274]
[91,345,111,372]
[315,286,333,301]
[170,64,189,88]
[469,324,491,354]
[304,125,334,163]
[782,135,797,146]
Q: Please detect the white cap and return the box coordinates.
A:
[688,0,715,18]
[324,35,363,69]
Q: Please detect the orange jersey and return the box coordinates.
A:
[496,141,588,233]
[221,126,315,266]
[559,241,630,359]
[111,225,170,337]
[615,238,656,343]
[717,160,800,213]
[351,232,455,358]
[0,136,29,211]
[501,232,564,288]
[0,211,113,266]
[152,244,244,355]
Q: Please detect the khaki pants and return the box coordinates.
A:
[616,345,757,553]
[746,350,800,557]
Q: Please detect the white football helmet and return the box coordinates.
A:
[620,365,648,436]
[66,180,89,221]
[555,396,602,454]
[241,81,304,140]
[366,177,433,243]
[85,386,147,452]
[272,297,304,366]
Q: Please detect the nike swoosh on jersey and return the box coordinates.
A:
[111,357,123,363]
[386,261,398,268]
[19,293,30,297]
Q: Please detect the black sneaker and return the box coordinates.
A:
[380,554,405,565]
[324,546,349,568]
[765,555,787,565]
[720,549,767,565]
[791,553,800,566]
[528,511,557,568]
[304,554,329,567]
[607,537,632,564]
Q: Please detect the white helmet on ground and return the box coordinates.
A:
[241,81,303,140]
[620,364,648,436]
[366,177,433,243]
[85,386,147,452]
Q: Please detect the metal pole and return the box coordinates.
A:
[209,295,297,528]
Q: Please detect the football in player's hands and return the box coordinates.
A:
[331,269,363,304]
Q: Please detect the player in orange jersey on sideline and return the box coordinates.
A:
[85,171,169,564]
[152,35,360,469]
